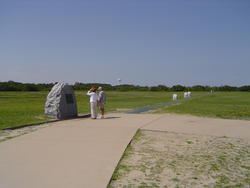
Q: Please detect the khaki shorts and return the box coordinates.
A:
[99,103,105,109]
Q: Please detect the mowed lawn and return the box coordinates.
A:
[157,92,250,120]
[0,91,249,129]
[0,91,172,129]
[0,92,49,130]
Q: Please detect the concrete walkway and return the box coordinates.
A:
[0,113,249,188]
[142,113,250,139]
[0,114,162,188]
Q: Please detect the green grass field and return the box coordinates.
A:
[0,91,250,129]
[156,92,250,120]
[0,91,173,129]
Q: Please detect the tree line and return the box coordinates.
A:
[0,81,250,92]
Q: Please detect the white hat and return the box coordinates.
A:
[97,87,102,91]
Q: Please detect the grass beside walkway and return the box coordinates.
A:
[0,91,173,129]
[1,91,249,129]
[155,92,250,120]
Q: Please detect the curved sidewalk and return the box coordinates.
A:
[0,114,162,188]
[0,113,249,188]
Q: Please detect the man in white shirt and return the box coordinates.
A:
[97,87,106,119]
[86,87,98,119]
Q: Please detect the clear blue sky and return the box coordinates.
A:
[1,0,249,86]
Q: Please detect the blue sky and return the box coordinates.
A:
[0,0,249,86]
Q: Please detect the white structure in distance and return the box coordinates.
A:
[173,94,178,101]
[184,92,188,98]
[184,91,192,98]
[117,78,122,84]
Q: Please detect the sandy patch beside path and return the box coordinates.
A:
[109,130,250,188]
[0,123,52,142]
[109,114,250,187]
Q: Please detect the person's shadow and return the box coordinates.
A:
[103,116,120,119]
[77,114,121,119]
[77,114,91,118]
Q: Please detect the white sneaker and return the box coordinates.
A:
[97,116,103,119]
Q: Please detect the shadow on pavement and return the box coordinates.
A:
[77,114,91,118]
[104,116,121,119]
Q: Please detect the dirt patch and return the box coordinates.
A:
[0,123,52,142]
[109,130,250,188]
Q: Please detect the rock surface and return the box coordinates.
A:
[45,83,78,119]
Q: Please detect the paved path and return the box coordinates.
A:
[0,114,162,188]
[0,113,249,188]
[142,114,250,139]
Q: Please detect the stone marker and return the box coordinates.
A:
[45,83,78,119]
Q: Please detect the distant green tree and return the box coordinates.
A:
[218,85,238,91]
[171,85,186,91]
[23,84,39,91]
[157,85,169,91]
[150,86,161,91]
[0,81,249,92]
[191,85,209,91]
[239,85,250,91]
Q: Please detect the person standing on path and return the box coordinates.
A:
[98,87,106,119]
[87,87,98,119]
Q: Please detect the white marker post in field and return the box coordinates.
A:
[173,94,178,101]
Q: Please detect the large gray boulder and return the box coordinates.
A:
[45,83,78,119]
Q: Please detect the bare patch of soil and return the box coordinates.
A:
[109,130,250,188]
[0,123,51,142]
